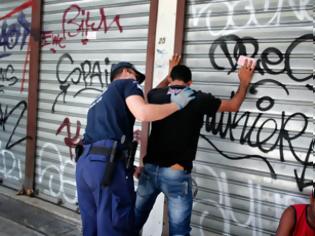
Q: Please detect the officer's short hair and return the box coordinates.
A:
[110,67,125,81]
[170,65,192,83]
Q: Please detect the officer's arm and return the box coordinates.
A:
[126,95,178,122]
[275,206,295,236]
[218,60,254,112]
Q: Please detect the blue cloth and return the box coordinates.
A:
[76,140,136,236]
[135,163,193,236]
[83,79,143,144]
[77,79,143,235]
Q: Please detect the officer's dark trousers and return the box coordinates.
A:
[76,140,136,236]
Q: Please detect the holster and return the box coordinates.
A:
[75,143,84,162]
[125,141,138,170]
[86,139,137,187]
[102,140,118,187]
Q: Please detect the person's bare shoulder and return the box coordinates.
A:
[276,206,295,236]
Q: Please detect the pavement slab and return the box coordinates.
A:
[0,187,81,236]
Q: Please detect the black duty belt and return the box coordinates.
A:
[89,146,112,156]
[89,146,126,160]
[76,140,137,187]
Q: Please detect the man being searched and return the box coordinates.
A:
[135,60,255,236]
[75,60,195,236]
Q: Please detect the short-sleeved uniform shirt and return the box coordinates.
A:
[144,85,221,170]
[83,79,143,144]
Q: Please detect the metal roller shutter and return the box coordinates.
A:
[0,0,31,191]
[35,0,150,210]
[183,0,313,235]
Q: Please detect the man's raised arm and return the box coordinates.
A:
[219,59,255,112]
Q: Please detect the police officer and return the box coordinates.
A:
[75,61,194,236]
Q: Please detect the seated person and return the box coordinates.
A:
[276,186,315,236]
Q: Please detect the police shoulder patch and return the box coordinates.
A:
[136,83,143,91]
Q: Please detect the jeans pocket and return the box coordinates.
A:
[164,177,192,199]
[137,170,155,197]
[111,193,134,231]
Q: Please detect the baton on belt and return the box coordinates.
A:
[102,140,118,187]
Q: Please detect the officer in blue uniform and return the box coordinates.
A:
[75,61,195,236]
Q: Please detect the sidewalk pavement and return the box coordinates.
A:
[0,186,81,236]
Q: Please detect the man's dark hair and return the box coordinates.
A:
[170,65,192,83]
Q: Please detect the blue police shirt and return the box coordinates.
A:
[83,79,144,144]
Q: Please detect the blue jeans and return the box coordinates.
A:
[135,163,192,236]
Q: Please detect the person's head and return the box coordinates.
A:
[110,62,145,84]
[170,65,192,85]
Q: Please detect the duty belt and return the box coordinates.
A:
[89,146,126,160]
[76,140,137,187]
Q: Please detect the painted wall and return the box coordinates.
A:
[0,0,313,235]
[184,0,313,235]
[35,0,150,209]
[0,0,32,190]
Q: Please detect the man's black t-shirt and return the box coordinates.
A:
[144,85,221,170]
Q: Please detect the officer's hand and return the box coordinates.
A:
[133,166,143,179]
[170,87,195,110]
[133,129,142,143]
